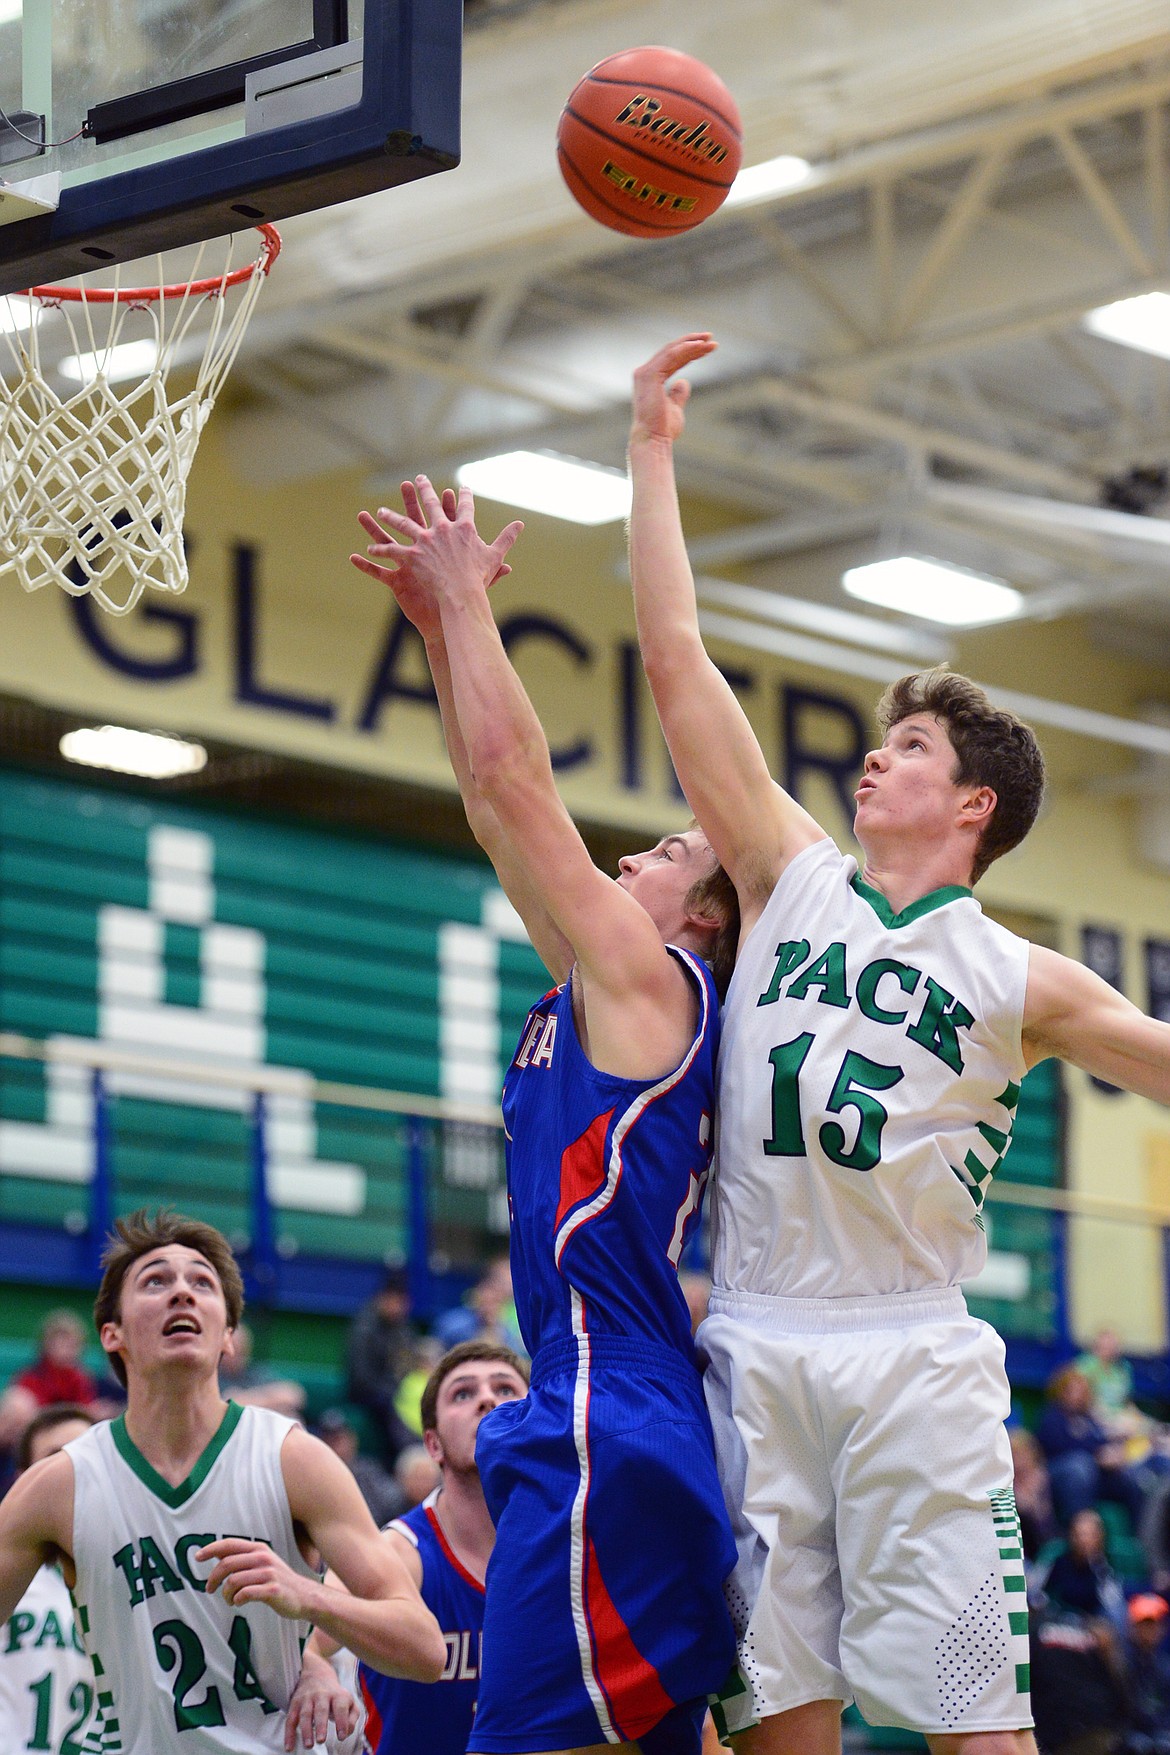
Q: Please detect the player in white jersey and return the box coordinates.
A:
[0,1210,446,1754]
[0,1405,99,1755]
[626,332,1170,1755]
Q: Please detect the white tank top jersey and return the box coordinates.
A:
[66,1403,317,1753]
[713,837,1030,1301]
[0,1564,96,1753]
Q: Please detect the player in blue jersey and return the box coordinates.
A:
[305,1340,529,1755]
[351,479,739,1755]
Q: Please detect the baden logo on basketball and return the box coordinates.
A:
[556,45,743,239]
[611,96,731,166]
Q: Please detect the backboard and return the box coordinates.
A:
[0,0,462,295]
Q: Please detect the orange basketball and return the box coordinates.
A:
[557,47,743,240]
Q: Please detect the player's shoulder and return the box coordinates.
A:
[1,1448,75,1549]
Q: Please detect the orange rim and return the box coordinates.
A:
[23,223,282,303]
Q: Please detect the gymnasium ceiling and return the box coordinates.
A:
[205,0,1170,698]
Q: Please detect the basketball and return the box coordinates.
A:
[556,47,743,239]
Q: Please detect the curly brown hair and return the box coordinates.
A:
[94,1209,244,1388]
[876,668,1046,884]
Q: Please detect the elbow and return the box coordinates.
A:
[469,737,544,815]
[639,625,705,686]
[463,792,497,852]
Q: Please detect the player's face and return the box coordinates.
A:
[26,1416,93,1469]
[102,1243,231,1388]
[616,830,715,940]
[854,716,980,852]
[428,1360,528,1476]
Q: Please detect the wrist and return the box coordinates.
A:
[627,428,675,457]
[299,1576,327,1625]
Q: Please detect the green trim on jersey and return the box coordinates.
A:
[850,874,973,929]
[109,1401,244,1508]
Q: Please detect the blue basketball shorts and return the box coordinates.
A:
[467,1332,737,1753]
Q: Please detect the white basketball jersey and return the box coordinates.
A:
[713,837,1029,1299]
[67,1403,317,1753]
[0,1565,96,1754]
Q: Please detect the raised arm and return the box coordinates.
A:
[1024,943,1170,1101]
[361,479,705,1081]
[353,490,573,982]
[628,334,826,905]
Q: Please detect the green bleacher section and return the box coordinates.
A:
[966,1058,1064,1346]
[0,766,1066,1356]
[0,768,547,1266]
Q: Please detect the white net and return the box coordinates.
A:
[0,229,277,616]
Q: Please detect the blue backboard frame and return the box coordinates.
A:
[0,0,462,295]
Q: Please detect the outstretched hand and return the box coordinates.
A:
[350,477,524,638]
[630,332,717,447]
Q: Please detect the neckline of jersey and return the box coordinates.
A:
[110,1399,244,1508]
[849,872,973,929]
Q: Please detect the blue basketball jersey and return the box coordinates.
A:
[471,947,736,1752]
[360,1491,484,1755]
[501,945,718,1360]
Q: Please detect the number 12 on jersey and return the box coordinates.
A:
[765,1034,904,1172]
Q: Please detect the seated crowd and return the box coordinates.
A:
[4,1285,1170,1752]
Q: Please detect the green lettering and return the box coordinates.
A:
[27,1671,52,1749]
[61,1680,94,1755]
[820,1051,904,1172]
[787,942,851,1009]
[111,1543,145,1610]
[137,1536,184,1601]
[906,976,974,1072]
[34,1608,67,1649]
[228,1615,278,1714]
[114,1537,183,1608]
[856,958,920,1025]
[174,1533,215,1592]
[757,939,810,1006]
[153,1619,226,1732]
[5,1609,35,1652]
[764,1033,814,1155]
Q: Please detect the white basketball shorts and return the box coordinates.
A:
[698,1285,1033,1738]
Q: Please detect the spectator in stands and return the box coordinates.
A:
[1031,1607,1128,1755]
[394,1443,441,1511]
[316,1407,403,1529]
[12,1311,100,1409]
[345,1267,421,1463]
[1038,1364,1148,1531]
[432,1256,524,1356]
[1012,1426,1060,1565]
[1038,1509,1128,1633]
[219,1321,307,1421]
[1078,1328,1135,1418]
[392,1337,444,1440]
[1033,1510,1131,1755]
[0,1311,119,1486]
[1123,1592,1170,1754]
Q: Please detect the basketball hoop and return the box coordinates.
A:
[0,224,281,615]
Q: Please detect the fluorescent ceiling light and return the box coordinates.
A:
[695,575,948,662]
[842,556,1023,627]
[457,450,631,524]
[60,725,207,779]
[59,338,159,385]
[726,153,814,207]
[1084,290,1170,359]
